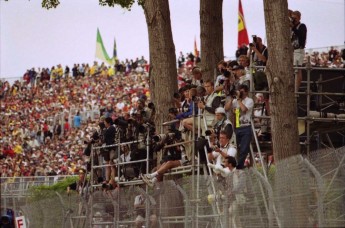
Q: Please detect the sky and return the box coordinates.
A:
[0,0,344,80]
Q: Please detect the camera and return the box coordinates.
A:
[221,69,231,78]
[102,183,115,190]
[153,133,175,142]
[147,102,155,110]
[252,35,257,43]
[192,96,204,103]
[114,117,129,128]
[223,70,231,78]
[138,122,155,134]
[211,145,219,151]
[173,92,180,99]
[239,91,244,99]
[205,129,214,136]
[229,88,238,99]
[169,107,189,115]
[249,35,257,48]
[169,107,178,115]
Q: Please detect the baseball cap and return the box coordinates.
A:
[232,65,244,71]
[215,107,226,114]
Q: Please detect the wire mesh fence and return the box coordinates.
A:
[1,147,345,228]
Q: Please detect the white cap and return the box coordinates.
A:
[215,107,226,114]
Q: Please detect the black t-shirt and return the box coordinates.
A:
[291,22,307,49]
[104,125,116,145]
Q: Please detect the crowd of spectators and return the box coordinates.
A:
[306,47,345,68]
[1,44,344,182]
[235,45,345,68]
[0,58,152,178]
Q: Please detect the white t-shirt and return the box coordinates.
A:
[232,97,254,127]
[116,102,125,110]
[212,144,237,166]
[215,74,226,87]
[134,194,145,206]
[238,73,252,86]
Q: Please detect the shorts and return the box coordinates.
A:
[178,153,188,165]
[293,49,305,66]
[102,149,117,162]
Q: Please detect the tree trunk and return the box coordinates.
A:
[263,0,300,161]
[143,0,178,129]
[200,0,224,82]
[263,1,308,227]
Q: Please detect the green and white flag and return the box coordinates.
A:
[95,28,115,65]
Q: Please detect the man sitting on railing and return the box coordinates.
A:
[141,132,187,187]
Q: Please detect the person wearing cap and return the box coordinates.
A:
[224,84,253,169]
[233,65,251,89]
[213,107,234,141]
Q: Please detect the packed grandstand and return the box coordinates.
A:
[0,46,344,180]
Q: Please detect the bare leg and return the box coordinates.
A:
[110,161,116,179]
[105,161,111,181]
[157,160,181,175]
[182,117,194,131]
[295,69,302,93]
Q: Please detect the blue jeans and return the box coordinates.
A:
[235,126,252,169]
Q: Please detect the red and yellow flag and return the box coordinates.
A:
[238,0,249,47]
[194,37,199,58]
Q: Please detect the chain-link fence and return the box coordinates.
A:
[1,147,345,227]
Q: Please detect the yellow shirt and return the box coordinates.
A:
[56,67,63,77]
[90,66,97,75]
[108,67,115,77]
[14,145,23,154]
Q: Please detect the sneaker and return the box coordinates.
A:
[146,179,155,188]
[141,174,154,187]
[141,173,152,180]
